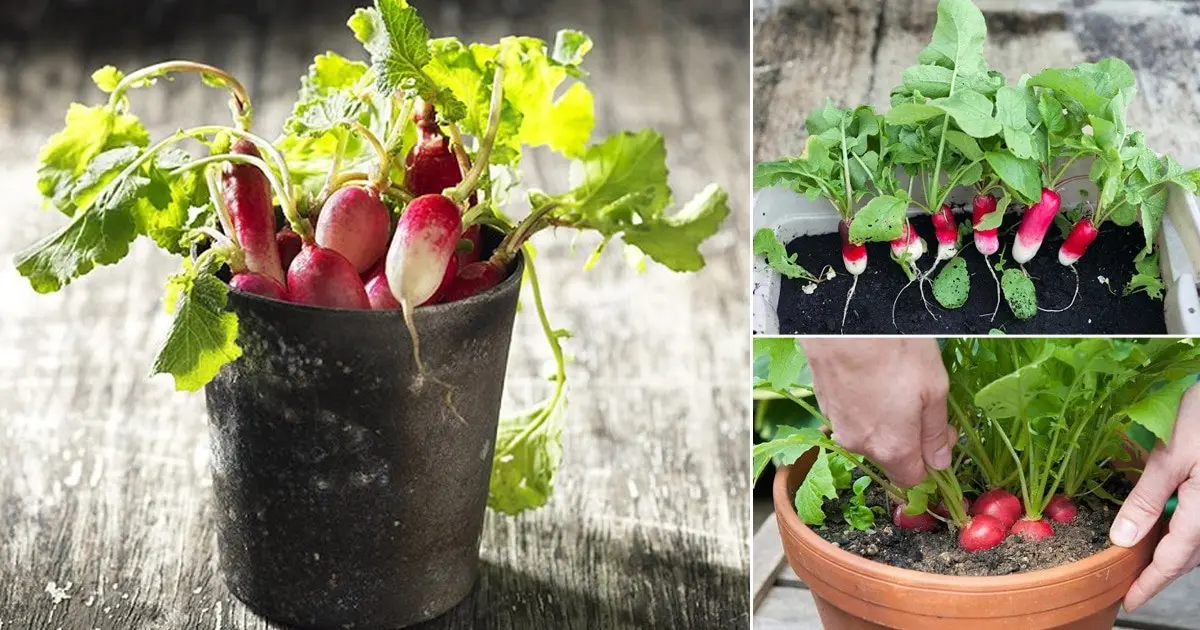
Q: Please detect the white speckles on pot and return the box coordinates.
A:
[312,477,331,493]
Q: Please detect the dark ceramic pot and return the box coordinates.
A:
[204,248,523,629]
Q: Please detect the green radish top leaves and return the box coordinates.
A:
[1001,267,1037,320]
[932,256,969,309]
[754,228,821,281]
[18,0,729,519]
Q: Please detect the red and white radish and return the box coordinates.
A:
[230,272,287,301]
[1013,188,1062,264]
[839,218,866,275]
[221,139,285,285]
[1045,494,1078,524]
[972,194,999,256]
[314,186,392,273]
[932,204,959,260]
[386,194,463,308]
[1058,217,1099,266]
[971,488,1023,530]
[892,504,938,532]
[423,255,460,306]
[890,223,925,261]
[1011,518,1054,541]
[287,243,370,309]
[958,514,1007,553]
[362,262,400,310]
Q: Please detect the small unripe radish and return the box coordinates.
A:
[932,204,959,260]
[440,259,508,304]
[972,194,1000,256]
[959,515,1007,553]
[1045,494,1078,523]
[1013,188,1062,264]
[362,262,400,310]
[971,489,1023,530]
[314,186,392,273]
[889,223,925,261]
[892,504,938,532]
[287,243,370,309]
[839,219,867,275]
[386,194,463,308]
[1058,217,1099,266]
[230,272,287,301]
[222,139,285,285]
[1011,518,1054,541]
[276,227,303,271]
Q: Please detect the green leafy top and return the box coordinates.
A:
[17,0,729,519]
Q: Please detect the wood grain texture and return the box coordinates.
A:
[0,0,751,628]
[753,0,1200,166]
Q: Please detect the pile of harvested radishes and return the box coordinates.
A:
[754,0,1200,328]
[16,0,728,515]
[754,337,1198,553]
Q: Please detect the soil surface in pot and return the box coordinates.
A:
[814,480,1129,576]
[774,208,1167,335]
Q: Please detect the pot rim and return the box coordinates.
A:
[227,250,525,315]
[773,460,1144,595]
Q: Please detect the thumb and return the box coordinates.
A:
[1112,451,1180,548]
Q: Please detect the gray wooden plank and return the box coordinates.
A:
[754,585,825,630]
[752,513,788,609]
[0,0,751,627]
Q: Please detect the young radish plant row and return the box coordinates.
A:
[754,0,1200,331]
[753,337,1200,554]
[14,0,729,516]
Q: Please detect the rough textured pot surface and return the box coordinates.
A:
[204,252,524,630]
[773,451,1161,630]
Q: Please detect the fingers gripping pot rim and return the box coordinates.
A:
[204,243,523,629]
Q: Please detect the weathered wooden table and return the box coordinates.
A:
[0,1,751,628]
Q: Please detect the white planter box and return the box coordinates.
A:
[752,163,1200,335]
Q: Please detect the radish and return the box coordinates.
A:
[230,272,287,301]
[458,224,484,266]
[892,504,938,532]
[405,105,467,199]
[1011,518,1054,541]
[439,259,508,304]
[287,243,370,309]
[1058,217,1099,266]
[971,488,1023,530]
[314,186,392,273]
[276,227,302,271]
[931,497,971,520]
[424,256,460,306]
[839,218,866,275]
[959,514,1007,553]
[972,194,1000,256]
[363,262,400,310]
[221,139,286,285]
[889,223,925,261]
[1045,494,1078,524]
[1012,188,1062,264]
[931,205,959,260]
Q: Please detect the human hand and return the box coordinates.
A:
[1111,385,1200,612]
[799,338,953,488]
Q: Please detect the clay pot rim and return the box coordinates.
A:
[773,460,1141,595]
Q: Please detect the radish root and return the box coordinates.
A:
[841,274,859,332]
[1040,265,1080,313]
[984,255,1000,322]
[401,300,466,425]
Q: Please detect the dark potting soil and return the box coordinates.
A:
[774,208,1168,335]
[815,480,1130,577]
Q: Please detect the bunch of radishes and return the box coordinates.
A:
[892,487,1077,553]
[223,105,499,314]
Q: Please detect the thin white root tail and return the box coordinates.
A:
[402,299,467,425]
[892,276,916,333]
[1040,265,1080,313]
[984,255,1000,322]
[918,259,940,321]
[841,275,860,333]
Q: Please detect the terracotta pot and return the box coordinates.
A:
[773,450,1162,630]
